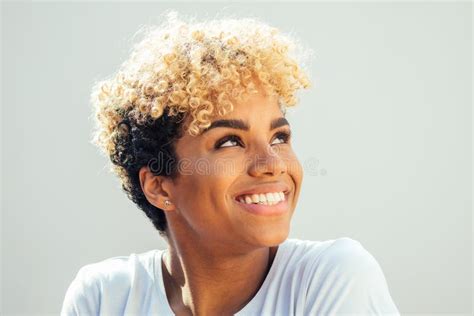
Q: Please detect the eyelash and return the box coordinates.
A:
[214,130,292,150]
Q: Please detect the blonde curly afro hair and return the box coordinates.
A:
[90,11,312,238]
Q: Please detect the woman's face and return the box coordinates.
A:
[163,90,303,249]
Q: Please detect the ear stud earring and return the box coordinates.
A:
[164,200,172,207]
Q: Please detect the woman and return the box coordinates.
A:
[61,11,399,316]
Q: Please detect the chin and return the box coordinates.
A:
[247,224,291,247]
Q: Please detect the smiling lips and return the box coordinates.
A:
[233,191,289,216]
[237,192,286,206]
[233,182,290,206]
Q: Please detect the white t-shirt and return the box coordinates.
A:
[61,237,400,315]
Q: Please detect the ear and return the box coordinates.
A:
[139,166,176,211]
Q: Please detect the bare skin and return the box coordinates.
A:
[139,85,303,315]
[161,245,279,315]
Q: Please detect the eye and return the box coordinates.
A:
[214,130,292,150]
[271,130,292,145]
[214,135,243,149]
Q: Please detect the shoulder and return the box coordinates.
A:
[77,249,158,286]
[281,236,370,271]
[61,249,159,316]
[293,236,387,287]
[293,237,399,315]
[283,236,379,273]
[314,237,378,272]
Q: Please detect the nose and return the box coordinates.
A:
[248,143,287,177]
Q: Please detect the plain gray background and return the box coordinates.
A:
[1,1,472,315]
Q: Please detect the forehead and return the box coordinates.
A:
[181,89,283,131]
[209,93,283,134]
[208,91,283,127]
[176,91,285,147]
[227,90,281,115]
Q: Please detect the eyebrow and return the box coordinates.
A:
[202,117,290,134]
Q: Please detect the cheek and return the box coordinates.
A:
[282,150,303,182]
[176,164,236,207]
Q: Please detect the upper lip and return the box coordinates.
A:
[234,182,291,199]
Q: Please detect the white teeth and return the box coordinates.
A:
[280,192,285,201]
[251,194,260,203]
[237,191,286,205]
[271,194,279,205]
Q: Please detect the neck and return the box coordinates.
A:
[161,239,278,316]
